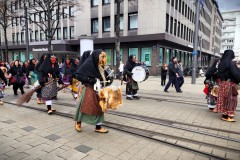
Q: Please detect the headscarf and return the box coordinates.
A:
[218,50,235,75]
[77,50,91,68]
[76,49,102,79]
[35,54,46,71]
[28,59,35,72]
[124,55,136,71]
[38,54,60,77]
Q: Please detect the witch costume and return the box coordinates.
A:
[37,54,63,115]
[35,55,46,104]
[69,57,80,99]
[74,49,108,133]
[215,50,240,122]
[124,55,140,100]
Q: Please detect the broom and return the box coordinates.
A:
[16,79,54,106]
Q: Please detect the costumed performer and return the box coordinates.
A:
[70,57,80,99]
[37,54,63,115]
[74,49,109,133]
[35,54,47,104]
[124,55,141,100]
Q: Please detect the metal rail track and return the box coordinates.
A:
[48,100,240,136]
[4,101,239,160]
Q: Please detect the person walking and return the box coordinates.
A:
[214,50,240,122]
[161,63,167,86]
[8,60,25,95]
[74,49,109,133]
[176,60,184,90]
[164,57,182,93]
[124,55,141,100]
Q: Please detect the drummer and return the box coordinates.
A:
[124,55,141,100]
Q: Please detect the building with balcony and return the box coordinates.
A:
[221,10,240,58]
[0,0,223,75]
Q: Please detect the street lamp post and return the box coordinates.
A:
[192,0,201,84]
[24,0,30,60]
[199,36,202,67]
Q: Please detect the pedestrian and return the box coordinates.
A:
[118,61,124,79]
[8,60,25,95]
[214,50,240,122]
[124,55,141,100]
[161,63,167,86]
[26,59,37,86]
[74,49,109,133]
[0,68,7,105]
[37,54,63,115]
[177,60,184,89]
[164,57,182,93]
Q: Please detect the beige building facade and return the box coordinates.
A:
[0,0,223,75]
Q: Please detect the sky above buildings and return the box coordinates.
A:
[216,0,240,12]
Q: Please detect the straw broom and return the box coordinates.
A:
[16,80,54,106]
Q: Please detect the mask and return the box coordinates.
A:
[50,56,57,64]
[99,51,107,67]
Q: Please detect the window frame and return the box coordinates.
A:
[128,13,138,30]
[91,18,99,33]
[103,16,111,32]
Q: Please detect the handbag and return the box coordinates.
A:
[232,85,238,96]
[9,76,17,85]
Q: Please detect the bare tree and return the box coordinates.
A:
[25,0,79,54]
[0,0,14,62]
[115,0,137,78]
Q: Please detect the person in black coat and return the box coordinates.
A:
[161,63,168,86]
[215,50,240,122]
[164,57,181,93]
[8,60,25,95]
[37,54,63,115]
[124,55,140,100]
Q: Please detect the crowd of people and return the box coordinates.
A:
[0,49,238,137]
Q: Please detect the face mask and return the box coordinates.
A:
[99,52,107,67]
[51,57,56,64]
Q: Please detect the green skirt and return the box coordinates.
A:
[74,86,104,124]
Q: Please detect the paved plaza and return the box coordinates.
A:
[0,76,240,160]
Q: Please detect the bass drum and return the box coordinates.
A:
[131,66,149,82]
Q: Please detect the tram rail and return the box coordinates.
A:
[4,100,240,160]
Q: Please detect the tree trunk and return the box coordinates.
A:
[4,27,8,62]
[115,0,121,79]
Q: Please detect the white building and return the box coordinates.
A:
[221,10,240,58]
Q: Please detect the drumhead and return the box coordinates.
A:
[132,66,146,82]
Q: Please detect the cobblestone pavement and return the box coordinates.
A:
[0,76,240,160]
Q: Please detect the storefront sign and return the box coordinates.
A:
[32,48,48,52]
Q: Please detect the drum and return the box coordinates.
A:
[131,66,149,82]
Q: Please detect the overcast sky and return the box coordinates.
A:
[216,0,240,12]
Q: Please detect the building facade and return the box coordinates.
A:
[0,0,223,75]
[221,10,240,58]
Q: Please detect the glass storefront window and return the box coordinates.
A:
[159,48,164,66]
[180,51,184,66]
[141,48,152,66]
[104,49,112,65]
[29,53,33,59]
[128,48,138,61]
[13,52,18,60]
[166,49,171,65]
[184,52,188,66]
[20,52,25,62]
[114,49,123,66]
